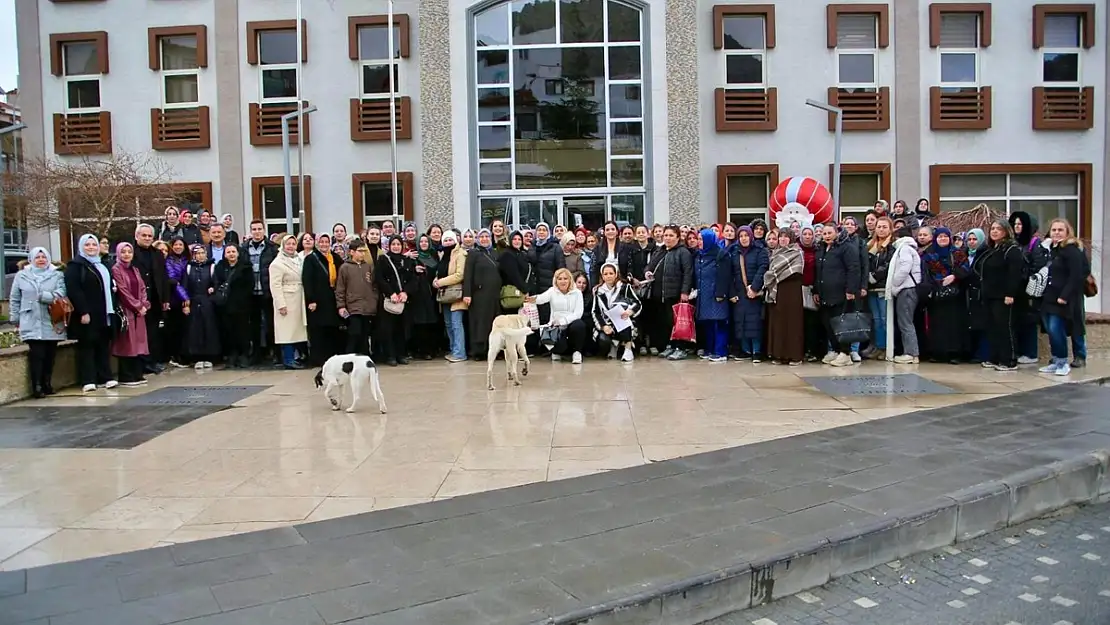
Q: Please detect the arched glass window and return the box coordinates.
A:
[472,0,647,230]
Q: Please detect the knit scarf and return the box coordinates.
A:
[763,244,804,304]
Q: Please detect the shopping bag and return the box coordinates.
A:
[829,307,872,345]
[521,302,541,328]
[670,302,696,342]
[540,325,563,350]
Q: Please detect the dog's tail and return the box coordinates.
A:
[313,369,324,388]
[501,327,533,338]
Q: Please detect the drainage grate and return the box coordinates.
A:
[119,386,268,407]
[803,374,955,396]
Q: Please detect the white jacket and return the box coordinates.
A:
[535,286,583,326]
[886,237,921,297]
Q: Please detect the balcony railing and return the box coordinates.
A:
[349,97,412,142]
[249,101,311,146]
[827,87,890,131]
[53,112,112,155]
[1033,87,1094,130]
[714,88,778,131]
[150,106,211,150]
[930,87,991,130]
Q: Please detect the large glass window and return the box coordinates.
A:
[160,35,200,107]
[258,30,298,103]
[473,0,647,226]
[63,42,102,112]
[938,173,1080,235]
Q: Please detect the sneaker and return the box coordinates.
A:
[121,380,147,387]
[659,347,674,359]
[788,361,803,366]
[1016,356,1038,365]
[571,351,583,365]
[649,347,659,357]
[893,354,919,364]
[203,361,214,368]
[639,347,647,356]
[608,344,619,360]
[708,355,727,363]
[993,363,1019,372]
[621,348,634,362]
[667,349,687,361]
[822,351,837,364]
[445,355,467,363]
[1071,358,1086,368]
[1055,363,1072,376]
[195,362,205,370]
[752,356,762,364]
[696,349,705,358]
[980,361,995,369]
[830,353,852,367]
[169,360,187,369]
[552,354,562,362]
[850,352,862,363]
[82,384,96,393]
[1038,362,1060,374]
[105,380,119,389]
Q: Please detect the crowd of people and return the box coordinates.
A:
[6,201,1093,397]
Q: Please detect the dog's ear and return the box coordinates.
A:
[314,370,324,388]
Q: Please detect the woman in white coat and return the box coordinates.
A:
[10,247,67,398]
[269,234,308,369]
[886,230,922,365]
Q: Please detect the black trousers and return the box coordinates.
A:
[249,294,275,361]
[803,308,826,357]
[163,307,186,363]
[307,324,341,366]
[596,326,634,355]
[985,299,1017,367]
[553,319,588,355]
[76,326,113,386]
[26,340,58,392]
[820,302,851,354]
[346,314,374,356]
[411,323,440,357]
[141,307,162,368]
[118,356,144,383]
[647,298,678,350]
[377,311,408,362]
[221,312,251,362]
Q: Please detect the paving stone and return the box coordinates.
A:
[170,527,306,565]
[545,549,699,604]
[0,571,25,598]
[25,546,176,591]
[49,587,221,625]
[165,597,324,625]
[117,553,271,602]
[0,578,122,625]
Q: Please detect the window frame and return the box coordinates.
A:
[251,175,313,235]
[147,26,207,110]
[62,42,103,114]
[1040,14,1083,86]
[351,172,414,231]
[715,164,779,224]
[357,24,402,100]
[258,32,299,104]
[835,13,879,89]
[721,14,768,89]
[936,13,980,88]
[160,37,201,109]
[246,20,306,105]
[828,163,892,220]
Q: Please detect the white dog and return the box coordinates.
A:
[314,354,388,414]
[486,314,535,391]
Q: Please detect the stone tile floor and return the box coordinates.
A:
[0,355,1106,570]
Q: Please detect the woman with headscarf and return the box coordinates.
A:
[692,228,733,362]
[375,235,417,366]
[301,232,344,366]
[109,242,151,385]
[269,234,307,369]
[463,229,502,359]
[731,225,769,361]
[920,227,970,364]
[213,244,253,368]
[179,210,202,246]
[433,229,468,362]
[1009,211,1049,365]
[183,245,220,368]
[750,219,769,247]
[160,206,183,242]
[221,214,240,245]
[530,222,565,301]
[561,232,584,276]
[65,234,118,392]
[763,229,805,365]
[401,222,419,253]
[10,247,67,397]
[461,229,477,251]
[962,227,990,363]
[409,234,442,359]
[798,226,822,360]
[499,231,532,314]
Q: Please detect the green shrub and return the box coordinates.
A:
[0,331,20,350]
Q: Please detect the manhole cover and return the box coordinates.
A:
[802,374,955,396]
[119,386,268,406]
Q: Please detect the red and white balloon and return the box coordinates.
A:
[769,176,834,230]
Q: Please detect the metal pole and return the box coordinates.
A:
[295,0,306,232]
[387,0,400,232]
[831,110,843,223]
[0,123,27,298]
[281,107,317,236]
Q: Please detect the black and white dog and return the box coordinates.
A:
[314,354,388,414]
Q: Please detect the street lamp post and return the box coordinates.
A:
[281,106,318,235]
[0,123,27,297]
[804,99,843,222]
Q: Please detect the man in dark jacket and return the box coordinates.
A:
[133,223,170,373]
[814,225,862,367]
[240,219,279,365]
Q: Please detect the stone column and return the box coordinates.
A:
[892,0,922,202]
[213,0,245,220]
[419,0,455,227]
[666,0,700,225]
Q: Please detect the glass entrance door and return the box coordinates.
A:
[563,196,607,232]
[514,198,561,230]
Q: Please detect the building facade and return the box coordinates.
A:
[13,0,1109,307]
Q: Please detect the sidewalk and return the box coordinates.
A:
[1,381,1107,625]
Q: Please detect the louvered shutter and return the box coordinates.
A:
[837,14,877,49]
[1044,14,1081,47]
[939,13,978,48]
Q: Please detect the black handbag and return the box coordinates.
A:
[211,281,230,307]
[829,305,872,345]
[931,284,960,300]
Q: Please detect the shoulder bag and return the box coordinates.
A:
[499,264,531,309]
[383,257,406,315]
[49,296,73,333]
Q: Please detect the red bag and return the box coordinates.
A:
[670,302,696,342]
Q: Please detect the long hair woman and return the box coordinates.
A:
[65,234,118,392]
[974,220,1025,371]
[645,225,694,360]
[528,268,587,364]
[1039,218,1088,376]
[763,229,805,365]
[10,247,67,397]
[866,216,895,358]
[592,261,642,361]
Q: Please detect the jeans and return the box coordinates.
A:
[895,290,920,357]
[868,293,888,349]
[1072,334,1087,359]
[739,337,762,357]
[281,344,297,366]
[444,307,467,359]
[1042,313,1071,364]
[1016,321,1039,360]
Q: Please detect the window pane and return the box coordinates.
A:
[1010,199,1078,233]
[608,0,640,42]
[611,122,642,155]
[161,36,198,70]
[63,42,99,76]
[261,185,301,221]
[565,196,606,231]
[612,159,643,187]
[836,14,877,49]
[512,0,556,45]
[727,212,766,227]
[478,88,511,121]
[66,80,101,109]
[726,175,767,210]
[722,15,764,50]
[258,30,298,65]
[476,50,510,84]
[362,64,399,95]
[1009,173,1078,196]
[478,126,511,159]
[611,194,644,226]
[475,4,510,47]
[481,197,512,226]
[938,13,978,48]
[560,0,603,43]
[1044,14,1081,48]
[726,53,763,85]
[480,162,512,190]
[262,68,298,99]
[358,25,401,60]
[1043,52,1079,82]
[164,75,199,104]
[609,84,641,118]
[940,52,976,83]
[608,46,641,80]
[518,199,560,229]
[362,182,403,218]
[938,174,1007,197]
[839,174,878,208]
[838,53,875,83]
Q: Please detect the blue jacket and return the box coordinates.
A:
[731,243,769,339]
[694,248,733,321]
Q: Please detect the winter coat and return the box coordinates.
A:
[463,247,503,354]
[694,248,733,322]
[63,257,117,342]
[213,259,254,314]
[977,242,1026,301]
[9,266,67,342]
[815,235,862,307]
[132,243,169,307]
[1042,241,1088,336]
[110,262,151,358]
[731,244,768,337]
[165,255,190,305]
[591,282,642,334]
[563,250,584,276]
[336,258,379,316]
[848,233,870,295]
[241,238,279,296]
[867,240,895,294]
[302,251,344,329]
[375,253,418,303]
[184,261,220,356]
[529,239,566,292]
[269,253,308,344]
[181,224,202,247]
[409,255,440,325]
[887,237,921,296]
[627,242,656,282]
[225,230,241,246]
[435,246,467,312]
[534,286,584,325]
[646,245,693,301]
[499,248,533,294]
[588,240,629,285]
[159,222,184,242]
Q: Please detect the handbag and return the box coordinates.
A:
[931,283,960,300]
[383,256,406,315]
[437,284,463,304]
[211,281,230,307]
[1084,273,1098,297]
[540,324,563,350]
[500,285,525,309]
[670,302,696,342]
[801,285,817,311]
[829,305,872,344]
[521,302,541,328]
[1026,265,1049,297]
[48,296,73,332]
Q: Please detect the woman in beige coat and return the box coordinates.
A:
[432,230,468,362]
[270,234,308,369]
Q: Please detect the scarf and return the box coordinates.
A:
[699,229,718,255]
[535,222,551,247]
[78,234,113,323]
[27,247,52,276]
[279,234,298,258]
[478,228,494,251]
[322,251,337,288]
[966,228,985,260]
[417,246,439,272]
[763,244,804,304]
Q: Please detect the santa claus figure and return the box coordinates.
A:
[769,177,834,231]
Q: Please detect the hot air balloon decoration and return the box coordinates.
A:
[769,176,834,230]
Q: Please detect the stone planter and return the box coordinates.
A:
[0,341,119,404]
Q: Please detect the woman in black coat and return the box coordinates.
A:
[463,229,503,359]
[498,231,532,313]
[183,245,220,367]
[213,245,255,368]
[975,220,1026,371]
[814,224,861,367]
[409,234,441,359]
[589,220,630,285]
[65,233,119,391]
[645,225,694,360]
[375,235,417,366]
[302,233,344,366]
[1040,218,1088,375]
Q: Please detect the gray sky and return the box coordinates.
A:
[0,1,16,93]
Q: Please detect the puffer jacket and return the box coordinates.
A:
[528,239,565,292]
[646,244,693,301]
[849,233,870,294]
[886,237,921,296]
[867,240,895,294]
[9,266,67,342]
[814,232,861,307]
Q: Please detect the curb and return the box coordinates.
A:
[531,447,1110,625]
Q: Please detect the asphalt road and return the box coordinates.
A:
[703,501,1110,625]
